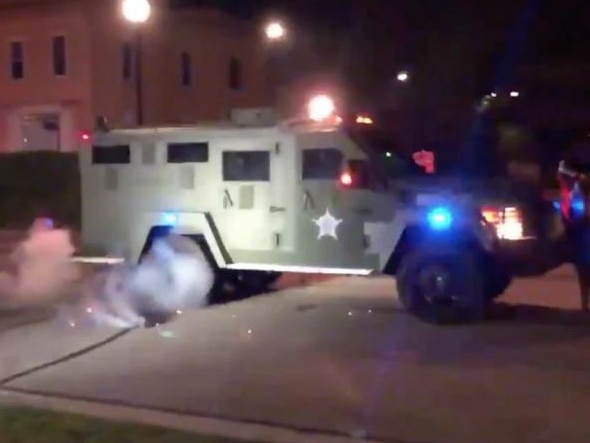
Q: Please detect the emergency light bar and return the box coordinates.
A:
[307,95,336,122]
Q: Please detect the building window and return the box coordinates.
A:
[52,35,66,76]
[122,42,132,80]
[222,151,269,181]
[91,145,131,164]
[10,41,24,80]
[180,51,191,86]
[167,142,208,163]
[302,148,344,180]
[228,57,242,91]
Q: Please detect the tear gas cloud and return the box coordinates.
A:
[74,234,214,328]
[0,222,214,328]
[0,221,79,308]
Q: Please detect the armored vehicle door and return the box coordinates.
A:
[294,131,375,271]
[217,132,297,261]
[218,139,273,252]
[268,138,297,254]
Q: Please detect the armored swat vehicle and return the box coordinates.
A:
[77,100,554,324]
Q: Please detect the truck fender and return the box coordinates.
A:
[135,212,230,268]
[383,224,486,275]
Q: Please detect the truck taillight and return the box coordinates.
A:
[481,206,524,240]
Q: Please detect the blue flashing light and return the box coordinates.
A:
[553,200,561,211]
[572,197,585,215]
[571,183,586,217]
[572,196,585,210]
[427,207,453,230]
[161,212,178,226]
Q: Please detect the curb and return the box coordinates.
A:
[0,389,385,443]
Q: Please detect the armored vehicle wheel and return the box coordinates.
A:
[396,246,486,324]
[208,270,282,305]
[484,257,513,300]
[140,310,178,328]
[136,232,223,325]
[140,228,282,307]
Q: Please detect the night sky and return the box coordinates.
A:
[168,0,589,146]
[167,0,589,77]
[168,0,589,58]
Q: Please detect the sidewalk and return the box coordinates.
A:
[499,265,584,313]
[0,318,132,384]
[0,308,54,334]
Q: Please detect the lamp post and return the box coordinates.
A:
[397,70,410,83]
[264,21,286,41]
[263,20,288,111]
[122,0,151,126]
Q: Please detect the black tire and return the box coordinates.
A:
[139,309,178,328]
[396,246,486,324]
[207,270,282,305]
[484,256,513,300]
[136,233,214,324]
[140,229,282,307]
[240,270,282,291]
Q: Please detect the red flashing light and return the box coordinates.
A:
[412,150,435,174]
[80,131,91,142]
[339,171,353,186]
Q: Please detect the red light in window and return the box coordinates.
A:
[339,171,353,186]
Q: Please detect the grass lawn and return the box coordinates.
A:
[0,406,256,442]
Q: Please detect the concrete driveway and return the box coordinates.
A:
[1,268,590,443]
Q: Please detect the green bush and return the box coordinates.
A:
[0,152,80,229]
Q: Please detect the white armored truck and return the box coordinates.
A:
[78,104,544,324]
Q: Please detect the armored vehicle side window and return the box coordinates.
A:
[223,151,270,181]
[302,148,343,180]
[167,142,209,163]
[91,145,130,164]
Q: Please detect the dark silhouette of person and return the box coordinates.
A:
[557,158,590,312]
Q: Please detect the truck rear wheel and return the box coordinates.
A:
[208,270,282,305]
[396,246,486,324]
[136,233,215,326]
[139,228,282,307]
[484,256,513,300]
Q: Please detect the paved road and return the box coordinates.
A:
[1,267,590,443]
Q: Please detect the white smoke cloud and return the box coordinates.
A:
[75,234,215,328]
[0,222,214,329]
[129,235,215,312]
[0,221,80,308]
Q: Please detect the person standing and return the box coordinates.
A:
[557,158,590,312]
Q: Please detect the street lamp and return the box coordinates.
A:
[397,71,410,83]
[263,20,288,111]
[122,0,151,23]
[122,0,151,126]
[265,21,286,41]
[307,95,336,122]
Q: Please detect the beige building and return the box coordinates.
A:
[0,0,270,152]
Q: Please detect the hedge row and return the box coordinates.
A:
[0,152,80,229]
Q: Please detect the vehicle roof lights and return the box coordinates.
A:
[427,207,453,230]
[307,94,336,122]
